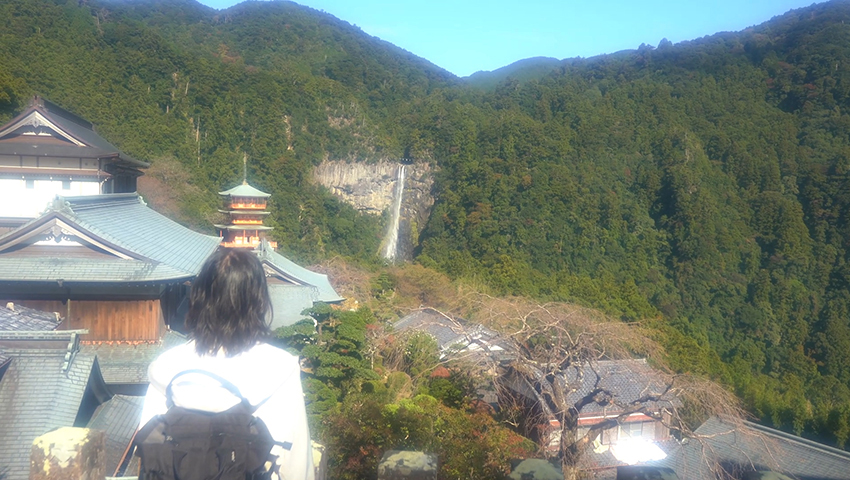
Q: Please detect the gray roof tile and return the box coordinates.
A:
[656,417,850,480]
[0,99,148,169]
[0,257,190,283]
[394,309,468,349]
[83,330,187,384]
[0,351,97,480]
[257,240,343,303]
[66,195,221,276]
[0,304,61,331]
[267,284,318,330]
[562,359,671,415]
[87,394,145,475]
[0,194,221,283]
[394,309,509,353]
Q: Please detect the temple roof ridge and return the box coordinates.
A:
[0,193,221,282]
[0,96,149,170]
[218,182,271,198]
[257,239,344,303]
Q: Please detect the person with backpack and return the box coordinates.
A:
[137,248,315,480]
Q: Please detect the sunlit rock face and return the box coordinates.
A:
[313,160,435,262]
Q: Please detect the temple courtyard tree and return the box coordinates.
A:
[459,295,768,480]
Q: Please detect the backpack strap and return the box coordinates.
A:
[166,369,254,411]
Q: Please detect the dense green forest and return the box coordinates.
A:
[3,0,850,450]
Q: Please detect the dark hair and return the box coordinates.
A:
[185,248,272,356]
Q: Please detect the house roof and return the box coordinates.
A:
[395,309,470,349]
[0,331,110,480]
[503,358,674,427]
[66,194,221,275]
[86,394,145,475]
[84,330,188,384]
[656,416,850,480]
[0,97,148,171]
[218,182,271,198]
[267,284,320,330]
[257,240,344,303]
[0,256,192,283]
[0,303,61,331]
[394,308,512,359]
[562,359,672,416]
[0,194,221,284]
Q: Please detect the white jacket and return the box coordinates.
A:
[139,341,315,480]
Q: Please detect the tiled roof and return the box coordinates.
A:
[394,309,468,349]
[0,304,61,331]
[66,194,221,276]
[0,194,221,283]
[656,416,850,480]
[257,240,343,303]
[87,394,145,475]
[0,256,190,283]
[394,308,511,354]
[503,358,674,426]
[268,284,319,330]
[0,98,148,169]
[84,330,188,384]
[562,359,672,415]
[0,351,98,480]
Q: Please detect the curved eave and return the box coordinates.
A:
[218,183,272,198]
[214,224,274,231]
[217,210,271,215]
[101,153,150,170]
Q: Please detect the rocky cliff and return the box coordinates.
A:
[313,161,435,262]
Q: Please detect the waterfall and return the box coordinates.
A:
[381,164,406,261]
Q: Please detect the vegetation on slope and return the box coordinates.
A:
[4,0,850,449]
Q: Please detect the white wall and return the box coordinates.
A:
[0,178,100,218]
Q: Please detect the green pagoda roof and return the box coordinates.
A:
[218,183,271,198]
[214,224,274,231]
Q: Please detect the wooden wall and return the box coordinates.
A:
[11,299,163,342]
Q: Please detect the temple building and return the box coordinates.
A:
[215,181,277,249]
[215,168,342,328]
[0,193,221,342]
[0,96,146,232]
[0,98,343,478]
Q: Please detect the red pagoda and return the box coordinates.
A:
[215,179,277,249]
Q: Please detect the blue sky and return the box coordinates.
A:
[196,0,822,77]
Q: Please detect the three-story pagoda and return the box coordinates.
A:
[215,180,277,249]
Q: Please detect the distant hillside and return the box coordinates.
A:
[4,0,850,448]
[465,56,561,89]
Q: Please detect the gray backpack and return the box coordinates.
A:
[135,370,289,480]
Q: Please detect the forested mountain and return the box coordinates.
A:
[3,0,850,447]
[465,56,561,88]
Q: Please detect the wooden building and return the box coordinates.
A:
[215,182,277,249]
[0,98,344,336]
[0,193,221,342]
[0,96,147,232]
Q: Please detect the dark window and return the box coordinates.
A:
[621,421,645,439]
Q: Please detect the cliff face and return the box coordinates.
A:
[313,161,435,262]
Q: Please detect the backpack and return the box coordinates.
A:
[135,369,287,480]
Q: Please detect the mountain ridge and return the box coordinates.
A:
[3,0,850,449]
